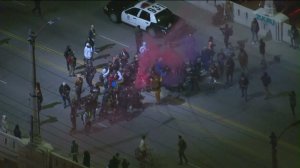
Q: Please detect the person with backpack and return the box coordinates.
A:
[261,72,271,99]
[178,135,188,165]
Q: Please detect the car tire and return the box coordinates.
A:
[109,13,119,23]
[147,27,156,37]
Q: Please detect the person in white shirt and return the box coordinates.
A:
[84,42,93,64]
[139,135,147,158]
[139,41,148,55]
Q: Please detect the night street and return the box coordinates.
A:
[0,1,299,168]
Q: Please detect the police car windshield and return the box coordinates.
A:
[156,9,173,23]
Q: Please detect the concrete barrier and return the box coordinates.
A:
[0,131,88,168]
[0,131,28,161]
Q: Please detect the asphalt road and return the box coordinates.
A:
[0,1,299,168]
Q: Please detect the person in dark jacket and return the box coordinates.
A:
[85,65,96,91]
[36,82,43,112]
[251,18,260,44]
[178,135,188,165]
[59,82,71,108]
[121,158,130,168]
[66,51,76,77]
[108,153,121,168]
[289,91,296,117]
[238,48,248,73]
[259,38,266,58]
[135,26,143,54]
[239,73,249,101]
[88,25,96,42]
[75,75,83,106]
[13,124,22,138]
[261,72,271,99]
[64,45,74,71]
[225,56,235,84]
[32,0,41,16]
[70,102,77,131]
[82,150,90,167]
[220,24,232,48]
[71,140,79,162]
[290,24,299,49]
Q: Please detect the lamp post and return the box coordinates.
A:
[270,120,300,168]
[27,17,60,144]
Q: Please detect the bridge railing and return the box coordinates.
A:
[1,130,88,168]
[0,131,29,160]
[49,152,88,168]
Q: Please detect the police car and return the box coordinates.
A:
[104,0,179,36]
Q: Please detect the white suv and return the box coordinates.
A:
[120,1,178,36]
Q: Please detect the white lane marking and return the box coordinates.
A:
[0,79,7,84]
[188,163,202,168]
[98,34,129,48]
[97,122,108,128]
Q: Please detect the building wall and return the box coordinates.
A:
[185,0,299,44]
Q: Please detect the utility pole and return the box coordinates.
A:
[27,17,60,144]
[270,120,300,168]
[28,29,40,144]
[270,132,277,168]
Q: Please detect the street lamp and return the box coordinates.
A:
[270,120,300,168]
[27,17,60,144]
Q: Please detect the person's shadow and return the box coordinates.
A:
[40,115,58,126]
[41,101,61,110]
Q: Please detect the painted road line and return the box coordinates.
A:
[3,43,67,74]
[188,162,202,168]
[0,79,7,84]
[98,34,129,48]
[0,28,85,65]
[183,102,300,153]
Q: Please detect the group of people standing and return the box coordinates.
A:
[69,134,188,168]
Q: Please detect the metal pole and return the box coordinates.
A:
[27,18,60,144]
[28,29,40,144]
[270,132,277,168]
